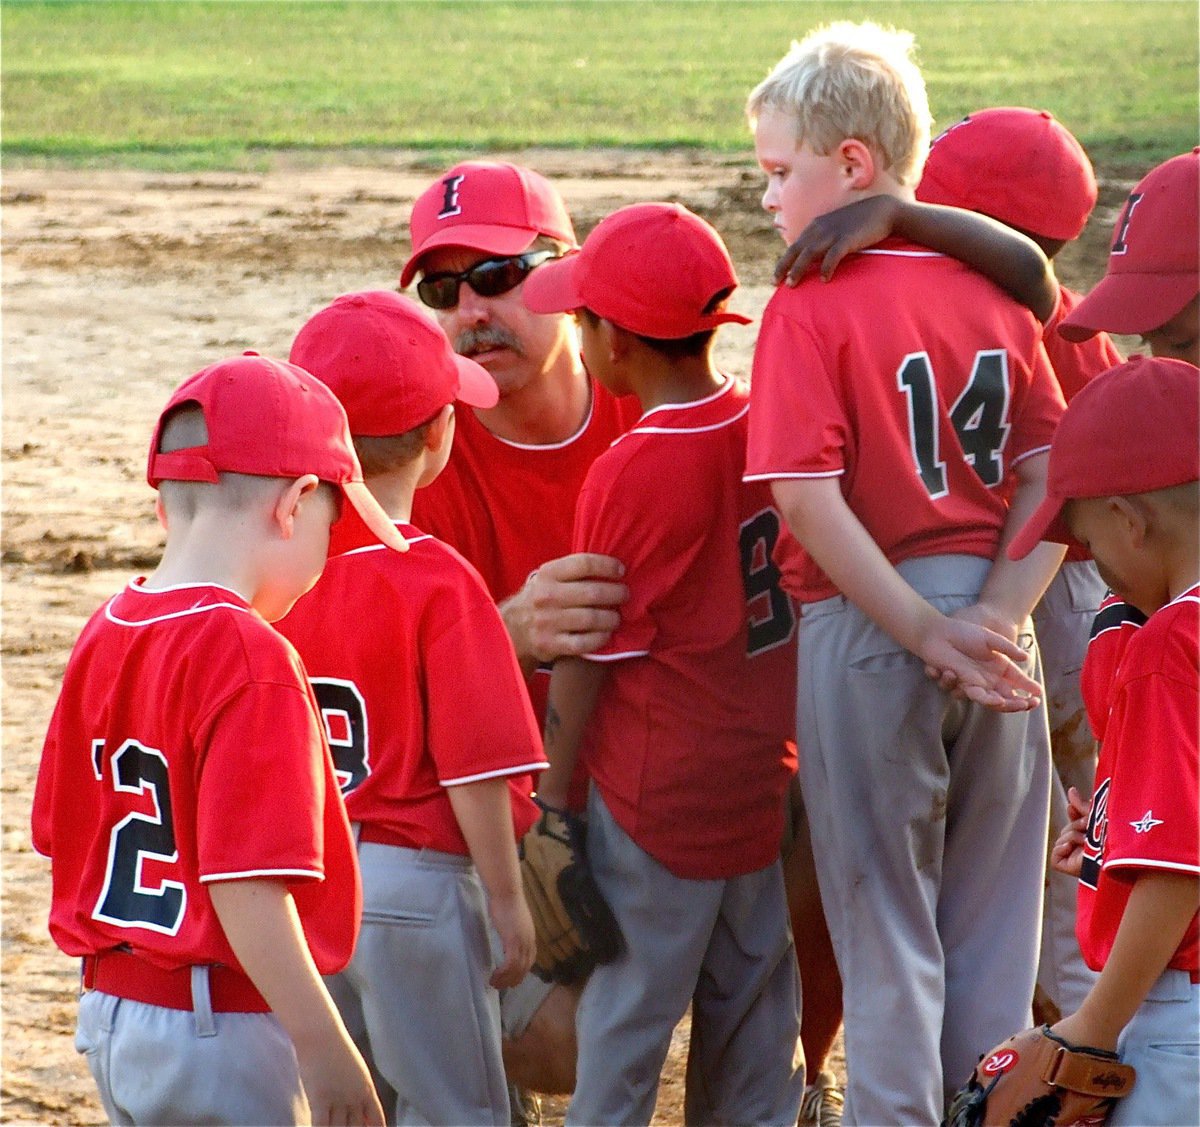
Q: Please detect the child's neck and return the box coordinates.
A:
[634,358,725,414]
[146,517,261,603]
[364,468,420,524]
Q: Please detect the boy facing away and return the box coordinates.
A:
[280,290,547,1126]
[919,105,1124,1025]
[1011,355,1199,1126]
[744,22,1068,1123]
[32,352,404,1126]
[523,203,806,1126]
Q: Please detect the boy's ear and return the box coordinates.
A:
[273,474,321,540]
[835,138,876,190]
[423,403,456,453]
[606,319,633,364]
[1108,495,1150,546]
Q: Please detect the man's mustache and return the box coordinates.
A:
[455,325,523,358]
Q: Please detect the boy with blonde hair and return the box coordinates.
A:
[281,291,548,1126]
[33,351,402,1126]
[745,22,1067,1122]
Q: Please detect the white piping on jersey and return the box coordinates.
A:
[858,248,946,259]
[199,866,323,882]
[487,381,598,451]
[441,760,549,787]
[1011,443,1052,466]
[123,579,248,599]
[1169,588,1200,607]
[334,532,432,560]
[106,583,251,627]
[743,469,843,481]
[1106,857,1200,876]
[1092,616,1142,641]
[621,378,745,439]
[583,649,649,662]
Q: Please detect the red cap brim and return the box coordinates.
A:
[1007,492,1073,560]
[520,253,584,315]
[453,354,500,409]
[400,225,541,287]
[1059,271,1198,342]
[341,481,408,553]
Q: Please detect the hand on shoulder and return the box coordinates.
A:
[502,553,628,667]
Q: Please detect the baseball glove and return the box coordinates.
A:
[944,1025,1135,1127]
[518,799,624,984]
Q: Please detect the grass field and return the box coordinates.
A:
[2,0,1196,171]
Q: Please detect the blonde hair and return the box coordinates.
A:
[746,21,932,188]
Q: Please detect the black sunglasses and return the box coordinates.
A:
[416,250,557,311]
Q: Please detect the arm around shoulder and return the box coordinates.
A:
[775,196,1058,322]
[500,553,628,674]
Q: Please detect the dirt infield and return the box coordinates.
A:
[1,149,1133,1125]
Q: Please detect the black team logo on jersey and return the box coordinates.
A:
[1111,192,1143,256]
[1080,776,1110,889]
[438,174,466,220]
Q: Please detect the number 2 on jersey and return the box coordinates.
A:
[92,740,186,935]
[897,349,1011,497]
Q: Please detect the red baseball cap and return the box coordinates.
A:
[147,351,407,552]
[917,108,1097,241]
[400,161,577,287]
[1059,148,1200,342]
[521,202,751,339]
[289,290,498,436]
[1007,355,1200,559]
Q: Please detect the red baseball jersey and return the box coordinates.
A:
[276,515,546,853]
[745,239,1067,602]
[1076,585,1199,972]
[32,581,360,975]
[573,378,798,879]
[1082,593,1148,742]
[410,380,639,731]
[1042,287,1125,563]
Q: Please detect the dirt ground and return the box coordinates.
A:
[1,148,1135,1125]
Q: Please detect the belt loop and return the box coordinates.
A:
[191,965,217,1038]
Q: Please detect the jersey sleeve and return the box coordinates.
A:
[572,446,708,658]
[1008,337,1066,465]
[1102,643,1200,881]
[424,566,546,785]
[194,679,332,882]
[746,302,847,481]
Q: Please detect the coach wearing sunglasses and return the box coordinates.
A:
[400,160,640,1111]
[403,161,639,684]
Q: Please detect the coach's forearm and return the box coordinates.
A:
[537,656,606,809]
